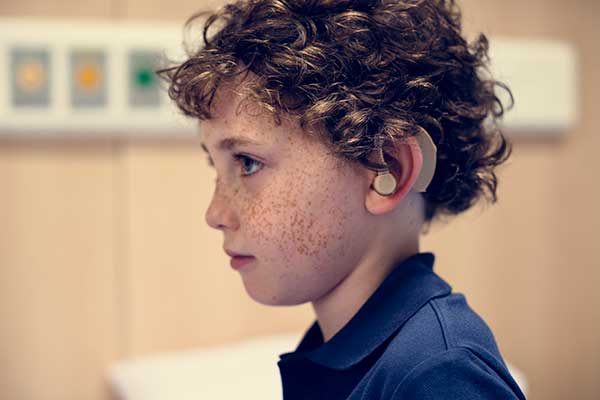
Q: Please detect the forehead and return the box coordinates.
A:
[200,79,279,143]
[200,86,315,155]
[200,135,267,156]
[199,115,281,159]
[199,69,334,159]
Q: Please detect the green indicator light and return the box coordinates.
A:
[129,51,160,107]
[135,68,155,87]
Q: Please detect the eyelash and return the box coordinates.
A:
[206,153,264,177]
[233,153,264,177]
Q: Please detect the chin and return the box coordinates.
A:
[244,284,309,307]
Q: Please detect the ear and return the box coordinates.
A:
[365,136,424,215]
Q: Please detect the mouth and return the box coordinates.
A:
[224,248,253,258]
[224,248,256,270]
[228,254,256,270]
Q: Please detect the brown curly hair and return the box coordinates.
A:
[156,0,514,227]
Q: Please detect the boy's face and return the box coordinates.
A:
[200,78,377,306]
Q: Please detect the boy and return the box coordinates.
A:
[157,0,525,398]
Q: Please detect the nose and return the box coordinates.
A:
[204,178,239,231]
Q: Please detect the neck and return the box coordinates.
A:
[311,238,420,343]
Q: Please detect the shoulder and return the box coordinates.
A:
[366,293,525,399]
[390,347,524,399]
[376,293,503,375]
[428,293,502,351]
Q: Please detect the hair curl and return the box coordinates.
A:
[156,0,514,227]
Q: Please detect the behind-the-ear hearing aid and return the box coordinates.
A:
[369,127,438,196]
[370,134,398,196]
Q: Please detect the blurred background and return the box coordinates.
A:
[0,0,598,399]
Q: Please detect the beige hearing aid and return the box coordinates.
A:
[371,127,437,196]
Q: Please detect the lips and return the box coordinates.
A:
[224,248,253,258]
[229,255,255,270]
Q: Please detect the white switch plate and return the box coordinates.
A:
[488,37,578,135]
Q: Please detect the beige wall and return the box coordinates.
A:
[1,1,599,399]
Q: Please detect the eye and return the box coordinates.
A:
[233,153,263,177]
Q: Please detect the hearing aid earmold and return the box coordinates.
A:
[370,128,437,196]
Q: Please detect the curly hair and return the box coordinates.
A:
[156,0,514,227]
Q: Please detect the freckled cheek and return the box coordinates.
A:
[237,174,353,260]
[238,190,280,246]
[260,198,346,261]
[237,183,307,254]
[305,175,358,260]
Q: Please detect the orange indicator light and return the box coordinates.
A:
[76,63,102,91]
[16,59,46,92]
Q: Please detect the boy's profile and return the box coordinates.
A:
[157,0,525,398]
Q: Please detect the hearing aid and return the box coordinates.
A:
[370,127,438,196]
[371,133,398,196]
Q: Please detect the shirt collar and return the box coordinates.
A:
[278,252,452,370]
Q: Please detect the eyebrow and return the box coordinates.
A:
[200,136,265,155]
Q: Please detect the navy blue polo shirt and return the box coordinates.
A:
[277,252,526,399]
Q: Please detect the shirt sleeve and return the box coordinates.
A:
[390,347,523,400]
